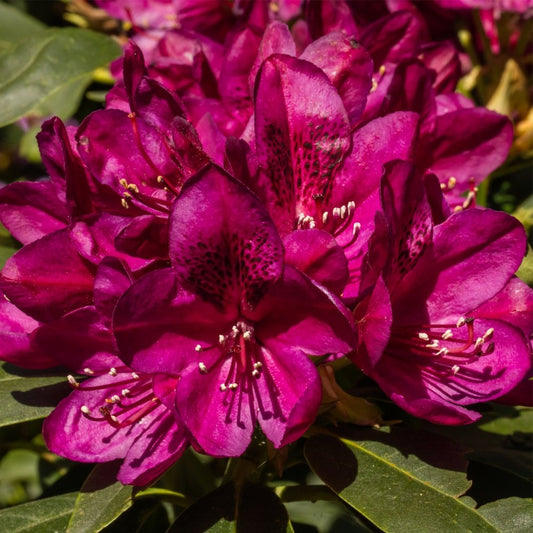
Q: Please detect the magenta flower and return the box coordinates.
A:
[37,258,188,486]
[250,52,418,295]
[113,165,355,456]
[353,161,531,424]
[44,368,186,486]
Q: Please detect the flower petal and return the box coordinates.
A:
[169,165,283,312]
[0,229,94,322]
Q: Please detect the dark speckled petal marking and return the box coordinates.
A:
[169,166,284,312]
[254,55,351,234]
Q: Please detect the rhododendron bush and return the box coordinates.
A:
[0,1,531,531]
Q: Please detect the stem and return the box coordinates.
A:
[275,484,338,503]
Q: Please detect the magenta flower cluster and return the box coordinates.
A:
[0,0,531,486]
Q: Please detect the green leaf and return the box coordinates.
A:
[305,429,510,533]
[477,498,533,533]
[0,222,19,269]
[66,463,133,533]
[0,492,77,532]
[0,27,121,127]
[478,406,533,436]
[0,362,70,428]
[0,3,46,53]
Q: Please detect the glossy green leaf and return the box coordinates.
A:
[0,492,76,532]
[0,3,46,53]
[66,463,134,533]
[0,27,121,127]
[0,362,70,428]
[478,406,533,436]
[305,429,513,532]
[477,498,533,532]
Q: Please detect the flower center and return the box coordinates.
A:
[390,316,495,376]
[193,320,265,392]
[296,196,361,248]
[68,367,161,428]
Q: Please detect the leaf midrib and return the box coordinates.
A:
[341,438,499,533]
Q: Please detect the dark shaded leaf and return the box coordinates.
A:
[237,483,288,533]
[168,483,235,533]
[302,434,357,492]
